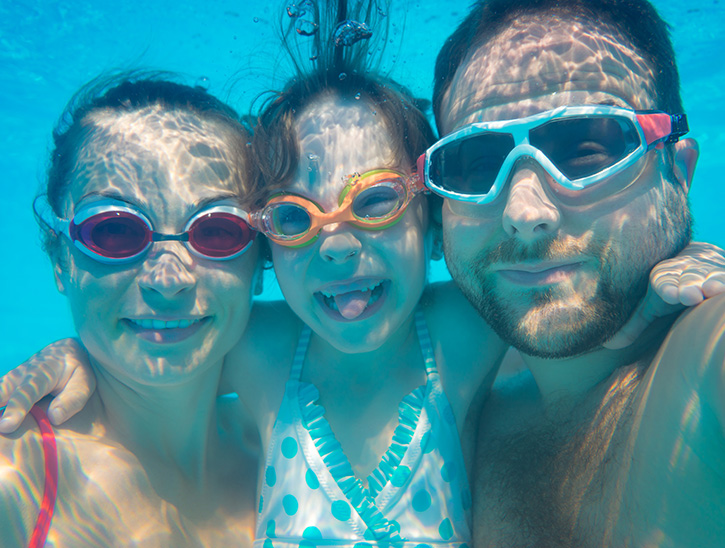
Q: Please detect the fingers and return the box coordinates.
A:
[0,368,27,407]
[651,265,722,306]
[0,378,44,434]
[702,273,725,299]
[0,357,65,434]
[47,363,97,425]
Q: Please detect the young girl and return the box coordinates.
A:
[3,2,724,546]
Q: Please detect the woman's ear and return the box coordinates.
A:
[53,256,68,295]
[672,137,699,194]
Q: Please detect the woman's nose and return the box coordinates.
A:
[137,249,196,298]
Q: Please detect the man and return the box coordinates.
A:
[422,0,724,545]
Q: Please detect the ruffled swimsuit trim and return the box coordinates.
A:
[298,382,425,541]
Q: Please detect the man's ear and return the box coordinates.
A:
[672,137,699,194]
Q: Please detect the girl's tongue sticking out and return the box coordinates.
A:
[334,288,372,319]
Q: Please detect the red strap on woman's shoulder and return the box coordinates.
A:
[27,406,58,548]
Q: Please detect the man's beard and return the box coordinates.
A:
[445,189,691,359]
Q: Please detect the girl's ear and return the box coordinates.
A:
[672,137,699,194]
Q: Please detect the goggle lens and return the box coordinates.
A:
[73,211,151,259]
[429,132,513,196]
[187,212,254,258]
[530,117,640,180]
[351,180,406,221]
[261,203,313,241]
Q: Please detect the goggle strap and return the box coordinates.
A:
[636,112,689,146]
[667,113,689,143]
[416,154,426,184]
[409,172,428,195]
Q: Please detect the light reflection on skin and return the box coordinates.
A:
[439,14,693,361]
[0,105,259,545]
[56,107,259,384]
[435,12,722,548]
[271,92,432,355]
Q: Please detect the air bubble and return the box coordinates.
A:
[333,19,372,47]
[286,1,319,36]
[253,17,259,23]
[354,92,361,100]
[338,72,347,81]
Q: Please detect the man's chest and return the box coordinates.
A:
[471,381,725,547]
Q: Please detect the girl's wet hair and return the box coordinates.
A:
[252,0,436,197]
[39,72,259,256]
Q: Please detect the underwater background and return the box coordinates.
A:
[1,0,723,374]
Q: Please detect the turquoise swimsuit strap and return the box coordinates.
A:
[414,309,438,376]
[289,324,312,381]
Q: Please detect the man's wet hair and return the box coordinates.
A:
[39,72,258,255]
[252,0,436,197]
[432,0,683,131]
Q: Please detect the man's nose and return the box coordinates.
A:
[501,160,561,242]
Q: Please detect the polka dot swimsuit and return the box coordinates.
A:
[254,311,472,548]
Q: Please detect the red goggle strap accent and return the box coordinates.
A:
[416,153,426,184]
[636,112,689,146]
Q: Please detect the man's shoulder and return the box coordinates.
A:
[656,292,725,371]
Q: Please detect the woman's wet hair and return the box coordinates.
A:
[432,0,684,131]
[252,0,436,197]
[39,72,259,256]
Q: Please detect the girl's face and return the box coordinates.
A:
[271,94,431,353]
[54,107,260,384]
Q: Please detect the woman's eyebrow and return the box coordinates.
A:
[75,191,143,209]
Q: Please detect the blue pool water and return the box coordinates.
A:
[0,0,723,373]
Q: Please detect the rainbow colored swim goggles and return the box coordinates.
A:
[417,105,689,203]
[35,198,256,263]
[251,169,426,248]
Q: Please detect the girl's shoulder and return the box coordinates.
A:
[420,281,502,345]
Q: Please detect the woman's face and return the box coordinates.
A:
[54,107,259,384]
[271,94,431,353]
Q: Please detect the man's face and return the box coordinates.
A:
[439,14,692,358]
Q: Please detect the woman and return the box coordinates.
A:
[0,76,261,547]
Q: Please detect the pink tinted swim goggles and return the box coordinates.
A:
[35,198,256,263]
[417,105,689,203]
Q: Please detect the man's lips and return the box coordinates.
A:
[122,316,211,343]
[494,261,584,286]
